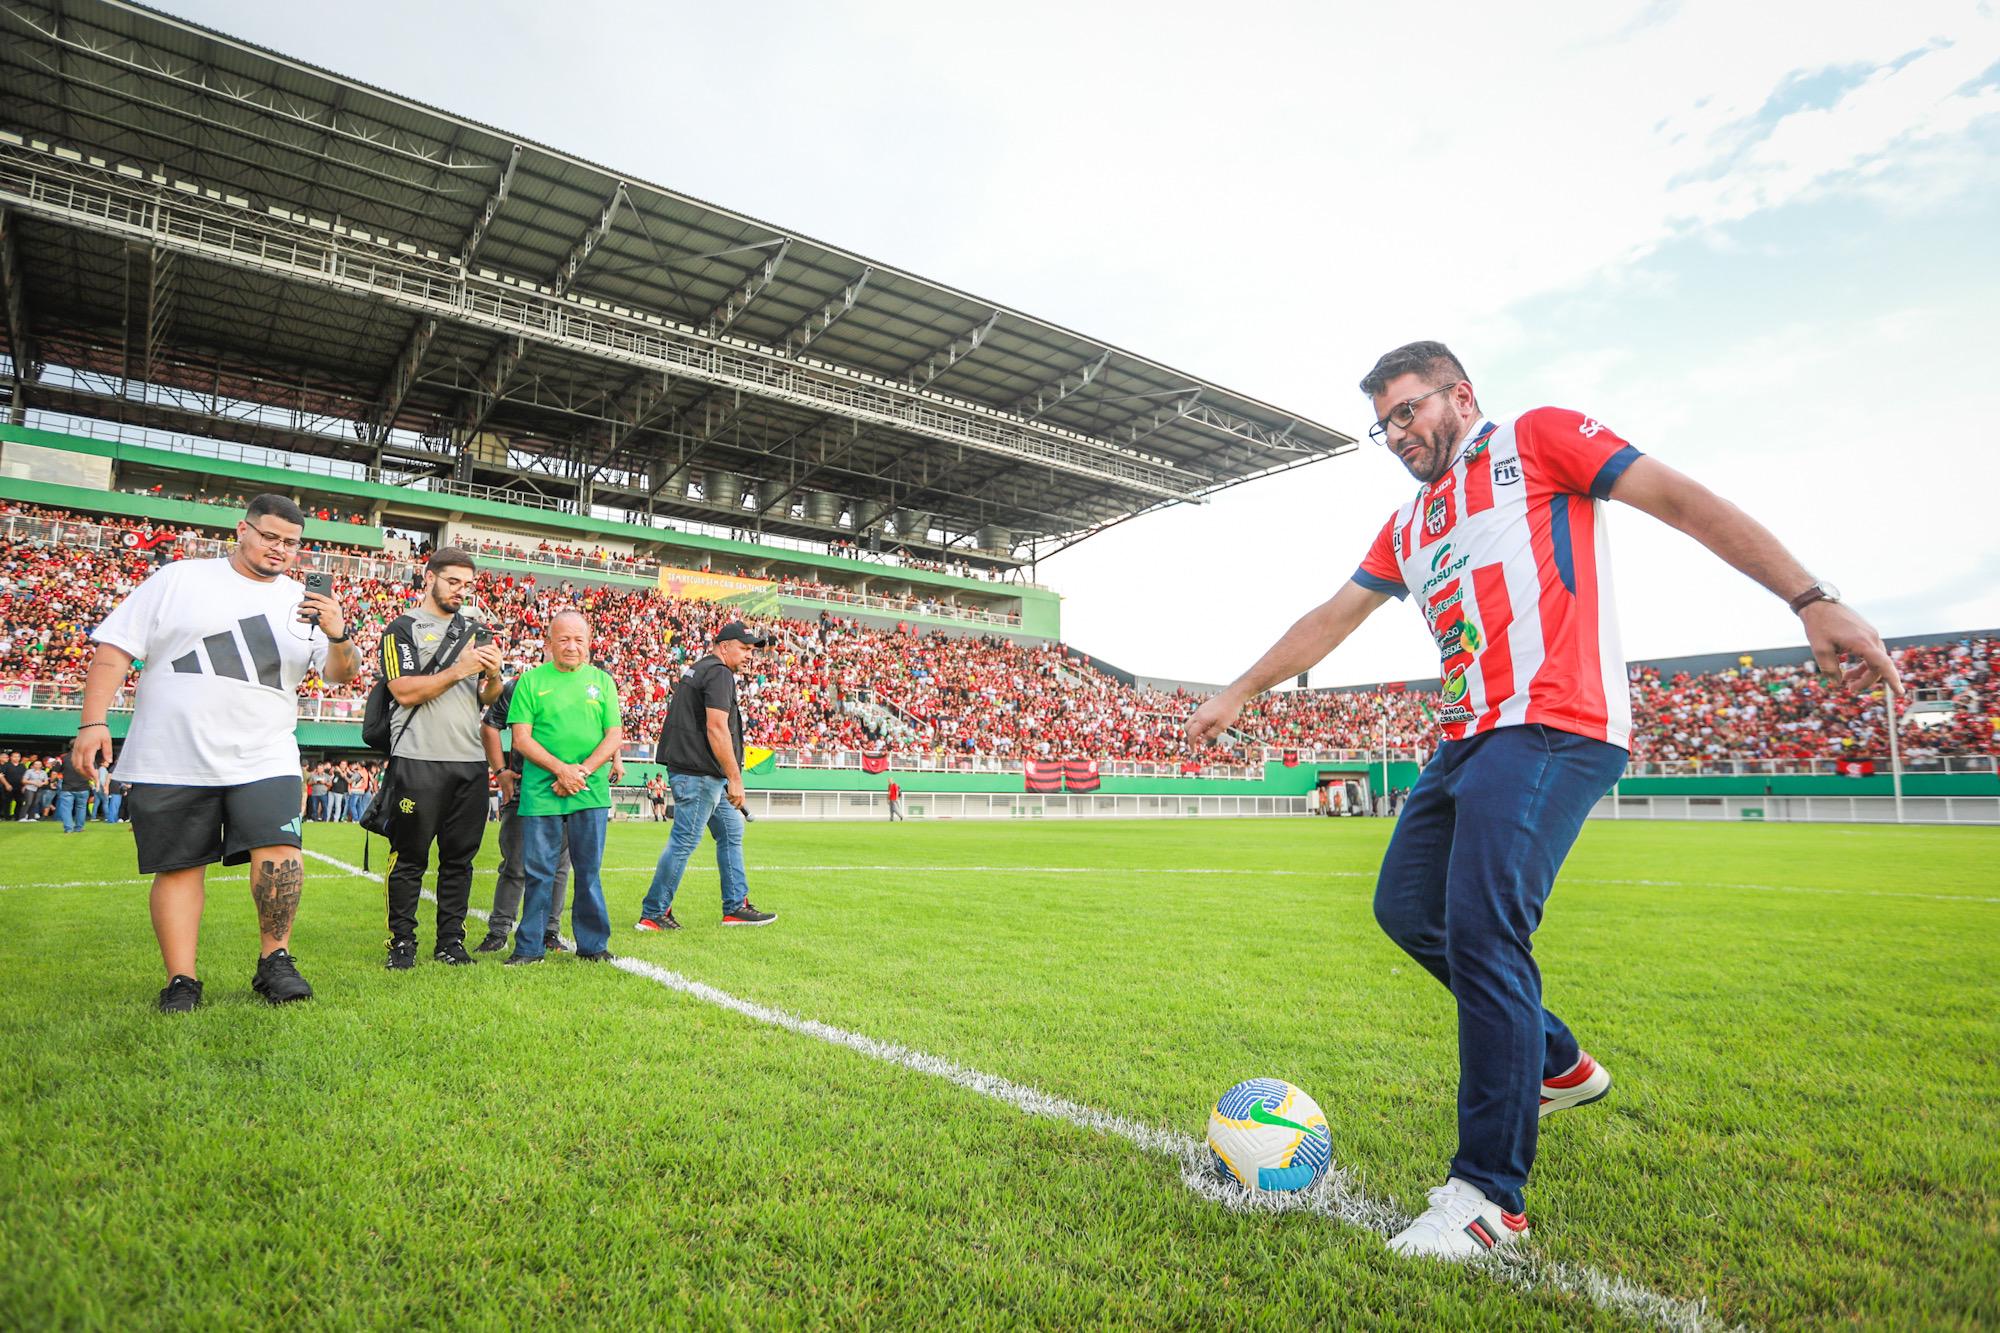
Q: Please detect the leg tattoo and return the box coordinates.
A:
[253,858,304,941]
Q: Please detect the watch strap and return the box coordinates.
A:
[1787,584,1830,614]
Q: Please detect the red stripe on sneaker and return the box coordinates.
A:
[1544,1053,1598,1090]
[1465,1220,1495,1249]
[1502,1211,1530,1233]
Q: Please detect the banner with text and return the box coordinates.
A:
[656,566,780,616]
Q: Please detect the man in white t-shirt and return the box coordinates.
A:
[71,494,362,1013]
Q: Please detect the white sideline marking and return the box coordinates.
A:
[300,846,1741,1331]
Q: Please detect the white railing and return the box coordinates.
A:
[1626,756,1998,777]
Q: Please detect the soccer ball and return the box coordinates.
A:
[1206,1078,1332,1192]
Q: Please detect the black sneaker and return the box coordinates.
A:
[721,901,777,927]
[385,937,417,970]
[543,933,570,954]
[473,932,509,954]
[252,949,314,1004]
[576,949,615,963]
[158,974,203,1013]
[633,909,681,933]
[434,941,475,966]
[503,952,544,967]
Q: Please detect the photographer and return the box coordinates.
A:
[379,548,503,969]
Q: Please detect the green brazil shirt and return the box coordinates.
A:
[507,661,621,816]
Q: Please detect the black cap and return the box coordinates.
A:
[713,620,769,647]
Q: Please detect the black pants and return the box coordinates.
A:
[384,758,490,947]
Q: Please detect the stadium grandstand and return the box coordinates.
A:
[0,0,1993,826]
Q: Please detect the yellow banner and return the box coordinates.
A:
[656,566,773,602]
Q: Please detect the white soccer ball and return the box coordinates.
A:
[1206,1078,1332,1192]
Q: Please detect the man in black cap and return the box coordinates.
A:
[635,620,777,930]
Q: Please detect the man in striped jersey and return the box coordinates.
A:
[1188,341,1899,1259]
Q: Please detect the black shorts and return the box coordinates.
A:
[127,776,305,875]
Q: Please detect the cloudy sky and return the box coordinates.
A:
[168,0,2000,686]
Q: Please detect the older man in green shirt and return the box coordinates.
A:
[504,609,624,964]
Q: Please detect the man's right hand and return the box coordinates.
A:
[70,728,113,783]
[459,643,503,679]
[1186,691,1245,747]
[726,778,746,810]
[496,769,519,803]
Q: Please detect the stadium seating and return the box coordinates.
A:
[3,501,1993,765]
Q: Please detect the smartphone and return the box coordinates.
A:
[302,570,332,624]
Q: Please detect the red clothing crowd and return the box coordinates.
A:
[3,501,1994,765]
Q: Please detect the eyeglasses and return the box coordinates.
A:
[1368,381,1461,445]
[245,526,303,551]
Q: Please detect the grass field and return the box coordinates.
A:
[1,815,1995,1330]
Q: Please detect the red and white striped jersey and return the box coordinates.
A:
[1353,407,1643,748]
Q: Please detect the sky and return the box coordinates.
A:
[160,0,2000,686]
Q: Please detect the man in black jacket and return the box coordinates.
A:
[634,621,776,931]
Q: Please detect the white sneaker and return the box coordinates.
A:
[1540,1050,1612,1118]
[1386,1176,1529,1259]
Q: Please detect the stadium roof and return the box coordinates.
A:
[0,0,1356,563]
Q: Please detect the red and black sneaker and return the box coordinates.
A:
[1540,1051,1612,1118]
[634,910,682,933]
[721,901,777,927]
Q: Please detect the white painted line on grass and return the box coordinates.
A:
[300,846,1741,1331]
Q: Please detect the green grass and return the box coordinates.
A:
[1,816,1995,1330]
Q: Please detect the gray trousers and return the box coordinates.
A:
[487,797,571,938]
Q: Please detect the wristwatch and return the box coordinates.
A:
[1787,580,1841,614]
[325,627,351,642]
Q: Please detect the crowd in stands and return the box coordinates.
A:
[2,501,1995,766]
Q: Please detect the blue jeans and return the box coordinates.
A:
[55,790,88,833]
[347,791,372,825]
[511,806,610,960]
[1372,723,1627,1215]
[100,793,122,822]
[640,774,748,919]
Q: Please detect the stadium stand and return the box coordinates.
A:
[5,499,1993,768]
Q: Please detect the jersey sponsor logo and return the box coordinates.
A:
[1579,418,1605,438]
[1392,526,1406,560]
[1436,702,1477,724]
[1423,551,1471,593]
[1424,586,1463,628]
[1441,669,1469,706]
[1439,618,1483,657]
[1494,459,1521,486]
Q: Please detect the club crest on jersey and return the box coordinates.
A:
[1424,494,1451,536]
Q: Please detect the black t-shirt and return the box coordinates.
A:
[329,773,349,794]
[483,678,525,774]
[658,655,743,779]
[56,758,92,793]
[0,763,22,791]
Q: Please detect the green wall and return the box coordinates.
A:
[0,475,384,548]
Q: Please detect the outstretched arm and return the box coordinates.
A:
[1610,456,1900,694]
[1187,581,1394,745]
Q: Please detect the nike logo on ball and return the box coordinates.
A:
[1249,1102,1314,1134]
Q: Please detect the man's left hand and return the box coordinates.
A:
[609,759,625,785]
[298,591,344,640]
[1801,601,1902,695]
